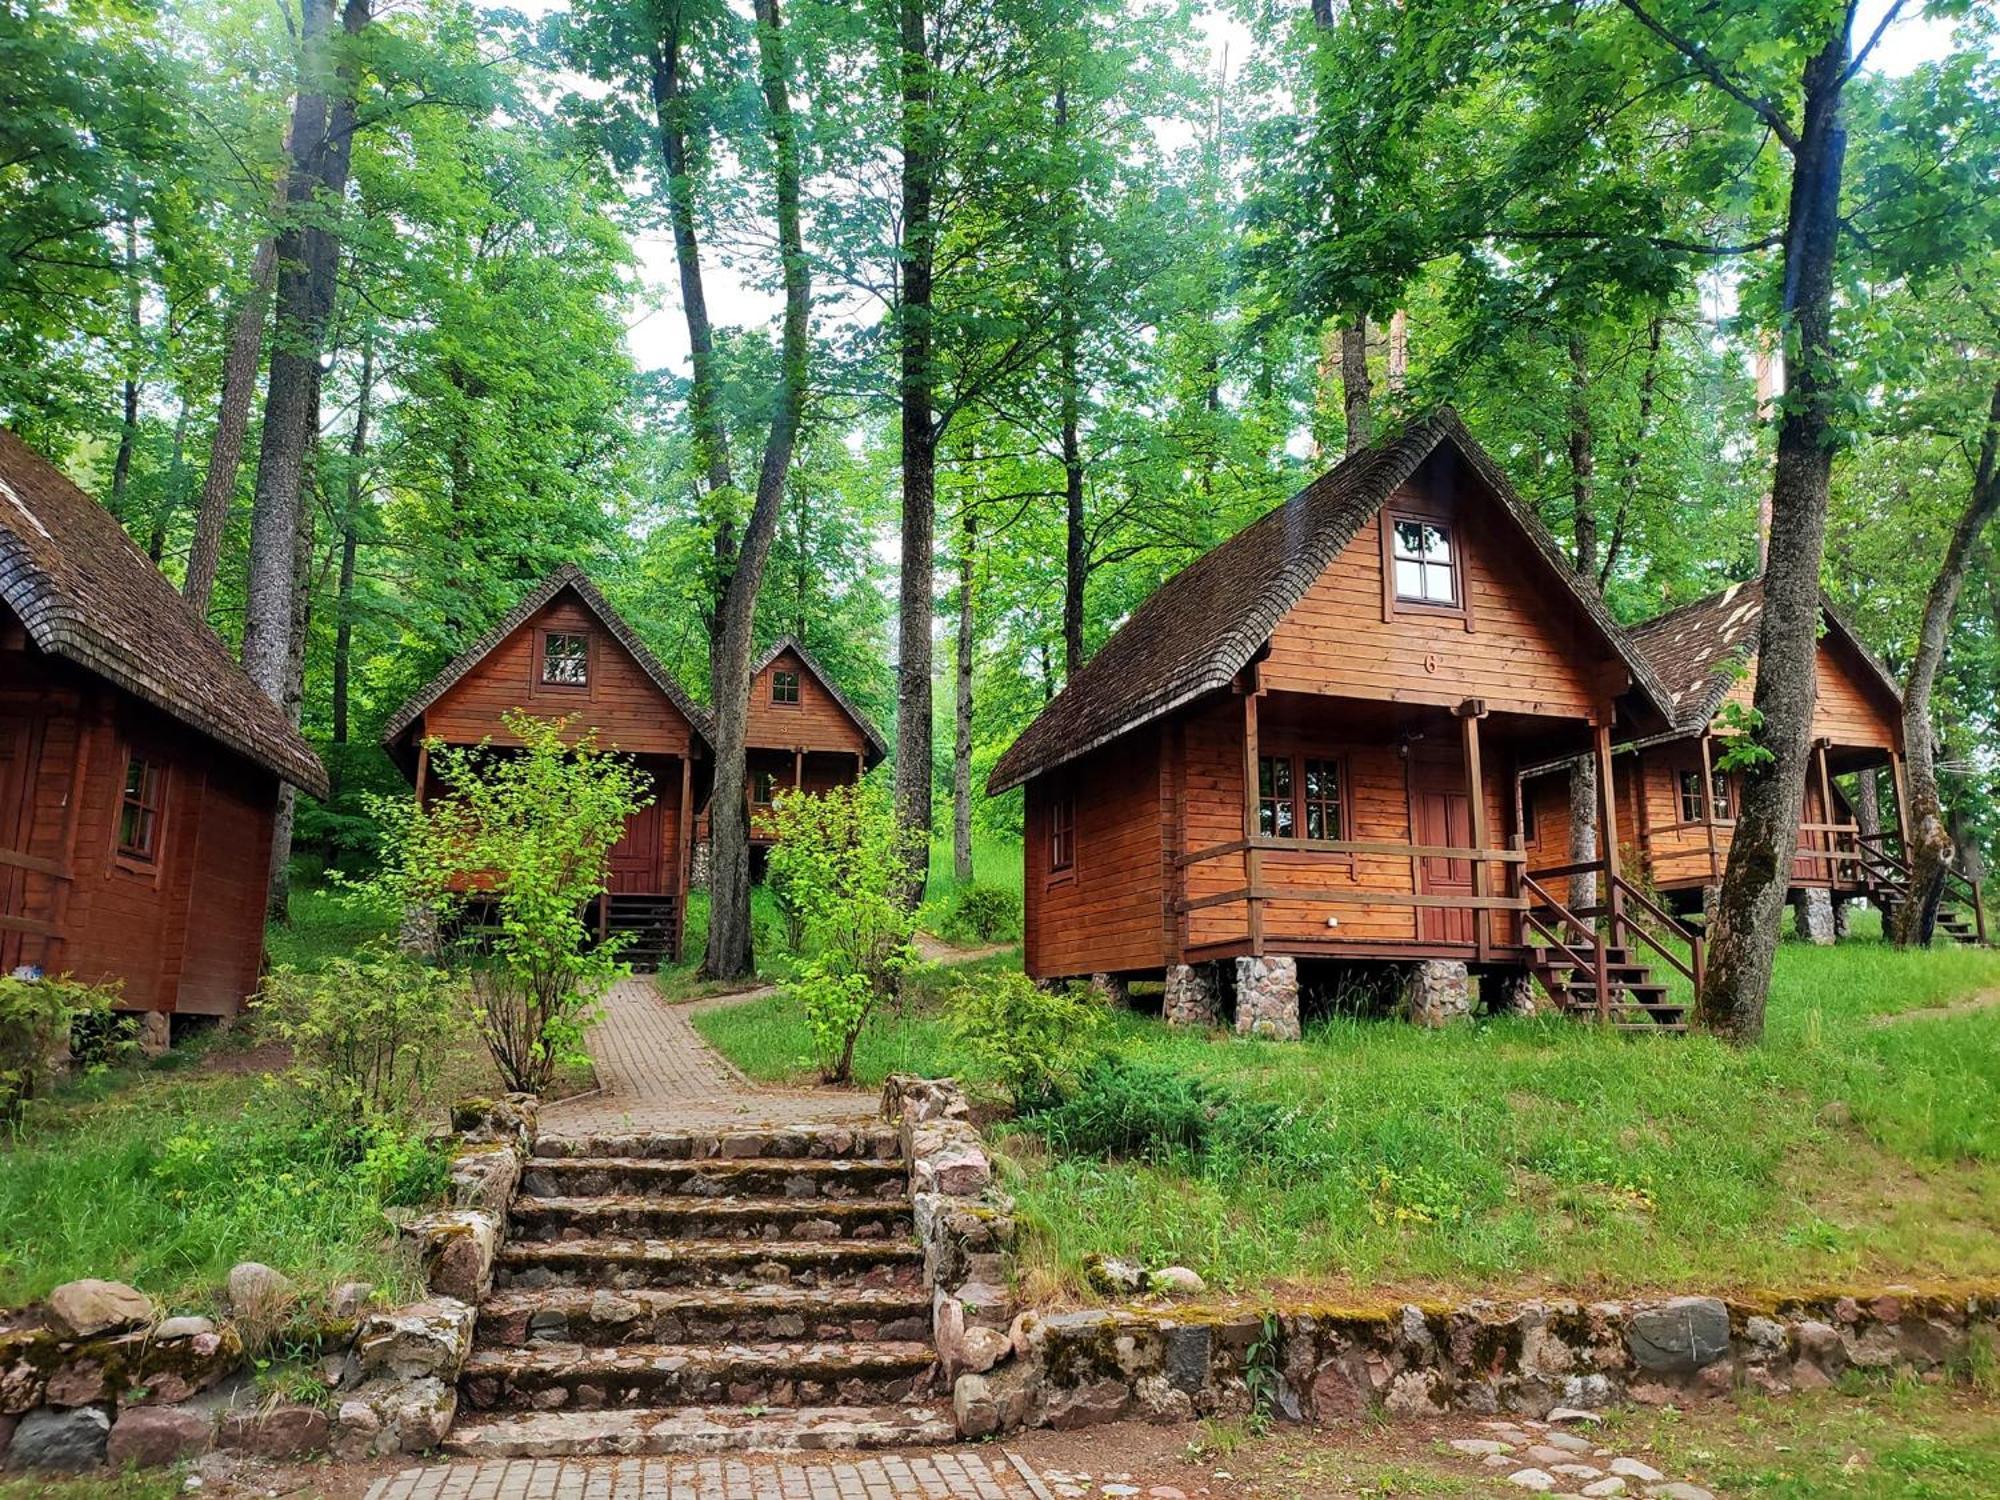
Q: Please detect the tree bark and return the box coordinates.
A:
[1854,765,1880,840]
[242,0,368,703]
[267,366,323,923]
[1057,83,1087,678]
[110,209,142,517]
[1698,21,1853,1043]
[185,236,276,618]
[1892,375,2000,946]
[893,0,938,903]
[953,496,976,884]
[146,397,191,564]
[1340,317,1371,455]
[329,334,374,796]
[700,0,813,980]
[1563,330,1601,907]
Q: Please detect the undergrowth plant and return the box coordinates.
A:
[0,973,126,1124]
[258,953,466,1123]
[947,970,1103,1111]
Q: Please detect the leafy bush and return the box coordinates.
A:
[1031,1055,1219,1160]
[763,783,918,1081]
[940,883,1022,944]
[0,973,126,1123]
[356,711,651,1095]
[258,953,466,1123]
[947,971,1102,1110]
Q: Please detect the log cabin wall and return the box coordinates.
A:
[1,629,276,1016]
[1022,736,1168,979]
[746,648,872,760]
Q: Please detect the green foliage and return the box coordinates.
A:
[938,883,1023,944]
[0,974,128,1125]
[763,784,919,1081]
[1714,701,1776,772]
[257,954,467,1124]
[946,971,1102,1110]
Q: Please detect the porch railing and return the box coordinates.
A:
[1855,830,1988,945]
[1522,854,1706,1019]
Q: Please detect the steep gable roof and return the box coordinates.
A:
[988,409,1676,794]
[752,635,889,761]
[381,565,714,749]
[1628,575,1904,736]
[0,429,327,797]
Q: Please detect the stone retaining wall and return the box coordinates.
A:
[0,1094,535,1473]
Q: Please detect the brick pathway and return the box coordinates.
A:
[364,1450,1051,1500]
[538,978,878,1141]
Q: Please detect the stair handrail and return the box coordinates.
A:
[1521,872,1611,1021]
[1606,871,1705,998]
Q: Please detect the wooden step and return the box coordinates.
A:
[531,1126,901,1163]
[519,1156,909,1202]
[495,1236,926,1292]
[476,1286,931,1349]
[442,1404,957,1458]
[459,1340,937,1412]
[507,1195,914,1244]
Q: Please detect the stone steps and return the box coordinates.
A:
[442,1404,957,1459]
[508,1195,914,1244]
[495,1236,926,1291]
[459,1340,938,1412]
[530,1127,901,1163]
[520,1156,909,1201]
[477,1286,932,1348]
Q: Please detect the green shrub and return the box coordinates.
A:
[1031,1055,1218,1160]
[0,973,127,1124]
[941,884,1022,944]
[947,971,1103,1110]
[258,954,466,1123]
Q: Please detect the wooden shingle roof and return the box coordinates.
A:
[381,565,714,750]
[752,635,888,762]
[0,429,327,797]
[1627,576,1904,736]
[988,410,1677,793]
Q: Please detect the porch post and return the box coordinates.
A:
[1241,683,1263,956]
[1697,731,1721,884]
[794,746,804,793]
[1631,746,1653,882]
[1890,750,1911,853]
[413,741,430,806]
[1815,738,1838,886]
[1595,720,1623,953]
[1457,700,1490,960]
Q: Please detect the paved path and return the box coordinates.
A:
[538,977,879,1140]
[364,1451,1051,1500]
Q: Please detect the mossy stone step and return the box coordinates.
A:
[459,1340,937,1412]
[508,1195,914,1245]
[477,1285,932,1348]
[494,1236,926,1292]
[441,1403,957,1458]
[520,1156,910,1201]
[531,1126,901,1163]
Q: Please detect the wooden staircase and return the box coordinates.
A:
[1856,833,1987,948]
[1524,943,1687,1029]
[1521,867,1702,1032]
[597,892,680,971]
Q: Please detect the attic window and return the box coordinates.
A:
[541,631,589,687]
[772,669,800,704]
[1392,518,1459,607]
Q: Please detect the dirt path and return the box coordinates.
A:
[911,932,1015,966]
[1869,988,2000,1027]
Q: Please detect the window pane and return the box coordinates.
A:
[1393,520,1425,560]
[1259,801,1277,837]
[1272,799,1294,837]
[1305,803,1324,840]
[1712,773,1733,819]
[1420,523,1450,562]
[125,759,146,798]
[1423,562,1458,604]
[1269,758,1292,797]
[1394,558,1425,598]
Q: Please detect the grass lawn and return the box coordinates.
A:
[696,930,2000,1304]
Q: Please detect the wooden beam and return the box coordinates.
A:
[1460,703,1491,959]
[1697,731,1721,884]
[1889,750,1911,854]
[414,741,430,806]
[0,847,66,879]
[793,745,804,792]
[1594,720,1620,1022]
[1242,687,1263,956]
[1814,738,1838,882]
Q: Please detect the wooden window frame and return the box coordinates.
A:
[1710,769,1735,823]
[750,768,779,810]
[1379,507,1474,630]
[1257,750,1352,852]
[771,669,801,706]
[114,749,166,872]
[537,630,592,691]
[1679,767,1735,825]
[1520,787,1538,843]
[1047,789,1076,884]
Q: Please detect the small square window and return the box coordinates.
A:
[1258,755,1295,838]
[752,770,778,807]
[1392,517,1459,606]
[772,669,800,704]
[541,631,589,686]
[1049,794,1075,873]
[1302,758,1343,841]
[1710,771,1734,821]
[118,754,162,861]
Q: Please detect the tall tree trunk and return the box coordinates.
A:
[242,0,367,702]
[1387,308,1409,393]
[649,0,736,628]
[110,209,142,517]
[1057,83,1087,678]
[329,335,374,797]
[1564,330,1601,909]
[147,397,192,563]
[185,237,276,618]
[893,0,938,903]
[1892,376,2000,946]
[701,0,813,980]
[1699,21,1854,1043]
[267,370,323,923]
[1854,765,1880,841]
[1601,315,1664,589]
[953,496,976,885]
[1340,317,1371,455]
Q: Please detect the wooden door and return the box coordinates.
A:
[607,782,664,894]
[0,714,39,971]
[1413,786,1475,944]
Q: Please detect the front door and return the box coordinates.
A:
[606,776,664,894]
[0,714,41,971]
[1413,785,1475,944]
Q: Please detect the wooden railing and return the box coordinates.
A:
[1520,871,1612,1019]
[0,845,68,941]
[1856,831,1989,945]
[1523,854,1706,1017]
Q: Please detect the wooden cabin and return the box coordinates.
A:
[702,637,887,872]
[1521,580,1963,942]
[382,566,712,968]
[0,429,327,1046]
[989,410,1697,1032]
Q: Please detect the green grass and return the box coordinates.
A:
[696,932,2000,1302]
[922,831,1025,906]
[0,1471,189,1500]
[264,882,396,972]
